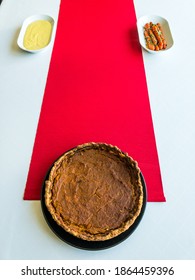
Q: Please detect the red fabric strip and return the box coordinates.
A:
[24,0,165,202]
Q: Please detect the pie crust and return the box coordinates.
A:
[45,143,144,241]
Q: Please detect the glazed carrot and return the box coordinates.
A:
[144,23,150,29]
[144,30,155,50]
[151,24,164,50]
[157,23,167,49]
[144,23,156,50]
[148,29,158,46]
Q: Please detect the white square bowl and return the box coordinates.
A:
[17,14,55,53]
[137,15,174,54]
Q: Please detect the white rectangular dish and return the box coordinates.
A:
[137,15,174,54]
[17,14,55,53]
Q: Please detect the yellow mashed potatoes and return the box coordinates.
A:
[23,20,52,50]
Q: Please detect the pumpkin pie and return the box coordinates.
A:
[45,143,143,241]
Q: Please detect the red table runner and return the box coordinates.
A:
[24,0,165,202]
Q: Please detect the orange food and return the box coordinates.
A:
[143,22,167,51]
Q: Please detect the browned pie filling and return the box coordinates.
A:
[45,143,143,241]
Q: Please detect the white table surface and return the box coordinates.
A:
[0,0,195,260]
